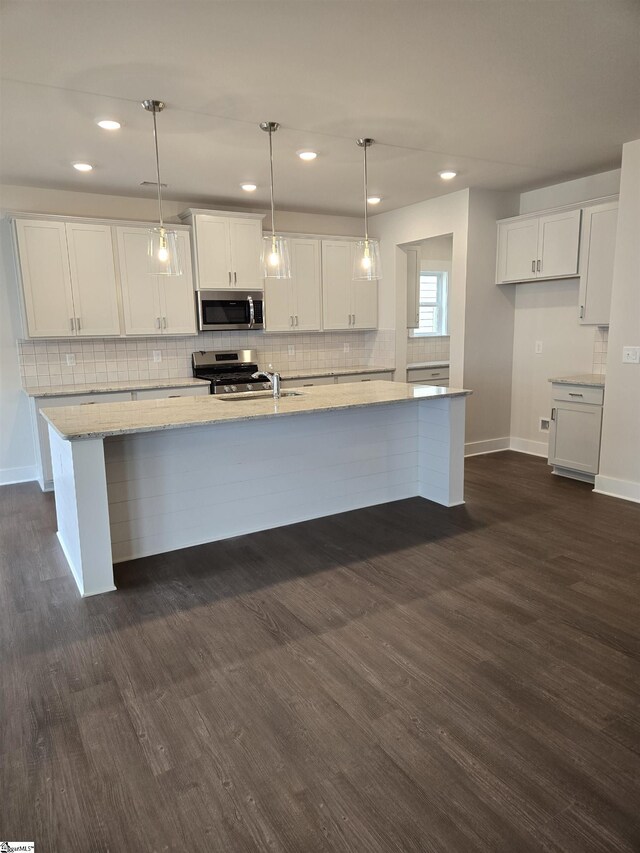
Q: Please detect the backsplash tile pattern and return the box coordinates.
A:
[592,327,608,375]
[18,330,396,389]
[406,335,450,365]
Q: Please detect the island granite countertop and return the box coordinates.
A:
[41,380,471,441]
[23,377,211,397]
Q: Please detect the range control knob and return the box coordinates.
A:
[223,385,231,393]
[246,383,253,391]
[231,385,237,392]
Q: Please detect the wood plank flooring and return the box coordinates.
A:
[1,451,639,852]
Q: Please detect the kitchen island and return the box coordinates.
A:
[42,381,471,596]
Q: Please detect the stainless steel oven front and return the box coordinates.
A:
[196,290,264,331]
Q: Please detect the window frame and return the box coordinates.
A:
[410,265,449,338]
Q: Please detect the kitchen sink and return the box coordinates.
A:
[218,390,304,401]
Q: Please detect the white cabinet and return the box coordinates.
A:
[185,211,263,290]
[578,202,618,325]
[548,382,604,481]
[407,366,449,386]
[15,219,120,337]
[336,371,394,383]
[281,371,393,389]
[322,240,378,330]
[496,209,581,283]
[133,385,210,401]
[281,376,336,389]
[265,238,322,332]
[117,227,196,336]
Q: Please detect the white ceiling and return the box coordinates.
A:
[1,0,639,216]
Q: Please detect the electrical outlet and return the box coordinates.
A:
[622,346,640,364]
[343,343,350,353]
[288,345,295,356]
[65,353,76,367]
[535,341,543,354]
[152,350,162,363]
[539,417,550,432]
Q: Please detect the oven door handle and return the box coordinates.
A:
[247,295,255,329]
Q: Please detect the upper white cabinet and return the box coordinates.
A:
[15,219,120,337]
[322,240,378,330]
[496,208,581,283]
[265,237,322,332]
[117,227,196,336]
[180,210,264,290]
[578,201,618,325]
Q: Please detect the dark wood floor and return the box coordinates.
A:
[1,452,639,852]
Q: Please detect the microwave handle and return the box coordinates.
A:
[247,295,255,329]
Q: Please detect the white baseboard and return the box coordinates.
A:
[464,437,510,457]
[594,474,640,505]
[0,464,37,486]
[509,437,548,458]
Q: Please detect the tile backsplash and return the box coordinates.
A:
[592,327,608,375]
[406,335,450,365]
[18,329,396,389]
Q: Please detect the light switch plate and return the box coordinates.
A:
[622,346,640,364]
[152,350,162,363]
[288,345,295,356]
[343,343,350,353]
[535,341,543,354]
[65,353,76,367]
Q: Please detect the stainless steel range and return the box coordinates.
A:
[192,349,272,395]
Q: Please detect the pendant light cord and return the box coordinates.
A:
[151,106,164,229]
[268,126,276,239]
[363,142,369,242]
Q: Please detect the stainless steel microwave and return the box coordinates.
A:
[196,290,264,331]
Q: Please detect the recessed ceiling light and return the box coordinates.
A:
[241,183,257,192]
[367,196,382,205]
[297,151,317,161]
[438,170,457,180]
[97,119,121,130]
[72,162,93,172]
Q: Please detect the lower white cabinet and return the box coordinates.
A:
[281,376,336,389]
[336,371,394,383]
[281,371,393,390]
[407,366,449,386]
[548,382,604,481]
[31,384,210,489]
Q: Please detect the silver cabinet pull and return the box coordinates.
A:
[531,260,536,273]
[228,271,232,286]
[156,317,161,329]
[551,408,556,421]
[537,259,541,272]
[233,271,237,285]
[352,313,356,326]
[162,317,167,329]
[295,315,299,326]
[70,317,75,332]
[289,315,294,327]
[568,392,583,397]
[432,372,441,377]
[75,317,81,332]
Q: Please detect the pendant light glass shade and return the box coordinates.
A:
[353,138,382,280]
[142,99,182,276]
[148,226,182,276]
[261,234,291,279]
[260,121,291,279]
[353,238,382,281]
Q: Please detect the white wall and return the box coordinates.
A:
[509,170,621,452]
[0,183,362,484]
[596,140,640,503]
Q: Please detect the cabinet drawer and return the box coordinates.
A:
[133,386,210,400]
[407,367,449,383]
[337,372,394,383]
[551,384,604,405]
[281,376,336,388]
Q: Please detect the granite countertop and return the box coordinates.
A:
[41,381,472,441]
[278,365,395,380]
[23,377,211,398]
[548,374,606,387]
[406,361,450,370]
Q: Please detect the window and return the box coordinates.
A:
[413,269,448,336]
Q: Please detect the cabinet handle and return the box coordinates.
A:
[233,272,237,285]
[579,305,584,319]
[303,383,313,387]
[289,315,294,327]
[568,392,583,398]
[156,317,161,329]
[537,259,541,272]
[352,313,356,326]
[531,260,536,273]
[228,271,232,286]
[163,317,167,329]
[76,317,81,332]
[432,372,441,377]
[551,407,556,421]
[70,317,75,332]
[295,315,299,326]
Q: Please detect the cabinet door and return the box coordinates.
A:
[65,222,121,337]
[537,209,581,279]
[264,277,294,332]
[548,403,602,474]
[15,219,76,337]
[578,202,618,325]
[352,277,378,329]
[496,219,539,283]
[116,227,163,335]
[193,216,232,288]
[406,246,420,328]
[159,231,197,335]
[291,238,321,331]
[229,218,263,289]
[321,241,351,330]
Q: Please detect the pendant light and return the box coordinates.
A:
[142,99,182,276]
[353,138,382,280]
[260,121,291,279]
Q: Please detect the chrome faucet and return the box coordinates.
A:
[252,365,281,399]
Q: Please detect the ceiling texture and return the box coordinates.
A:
[1,0,639,216]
